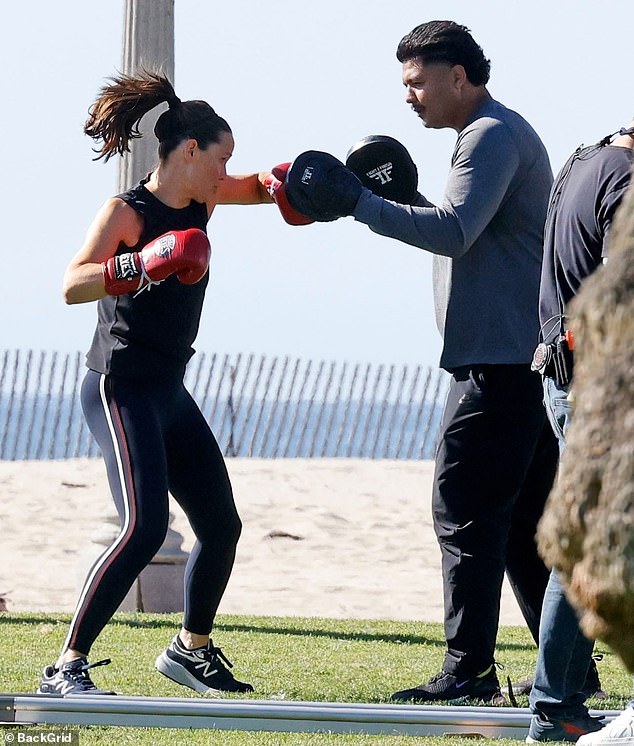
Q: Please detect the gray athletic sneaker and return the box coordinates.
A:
[155,636,253,695]
[37,657,115,696]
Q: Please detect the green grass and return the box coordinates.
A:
[1,612,632,745]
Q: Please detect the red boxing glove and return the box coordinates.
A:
[103,228,211,296]
[263,163,314,226]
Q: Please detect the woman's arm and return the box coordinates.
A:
[62,198,143,304]
[214,173,274,205]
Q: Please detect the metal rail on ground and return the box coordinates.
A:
[0,694,620,739]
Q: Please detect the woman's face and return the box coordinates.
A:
[192,130,235,202]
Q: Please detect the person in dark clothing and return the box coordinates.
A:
[355,20,560,704]
[280,20,561,704]
[526,121,634,744]
[38,70,273,697]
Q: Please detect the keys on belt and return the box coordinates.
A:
[531,335,574,385]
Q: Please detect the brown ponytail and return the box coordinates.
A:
[84,69,230,162]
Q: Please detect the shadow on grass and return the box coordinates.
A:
[1,613,536,652]
[0,613,68,626]
[2,612,442,646]
[216,621,448,647]
[219,623,536,653]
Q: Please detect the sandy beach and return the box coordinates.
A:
[0,458,525,625]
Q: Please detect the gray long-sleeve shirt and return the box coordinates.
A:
[353,98,553,370]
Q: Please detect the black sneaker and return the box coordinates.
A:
[526,711,605,743]
[37,657,115,696]
[155,636,254,695]
[391,664,504,703]
[577,703,634,744]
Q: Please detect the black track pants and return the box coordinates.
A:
[432,364,558,676]
[64,370,241,655]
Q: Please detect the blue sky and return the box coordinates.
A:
[2,0,631,368]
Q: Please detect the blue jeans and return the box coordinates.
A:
[529,376,595,718]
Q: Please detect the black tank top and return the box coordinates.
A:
[86,179,209,380]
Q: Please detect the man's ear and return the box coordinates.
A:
[451,64,468,91]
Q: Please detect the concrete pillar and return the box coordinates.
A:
[83,507,188,614]
[118,0,175,192]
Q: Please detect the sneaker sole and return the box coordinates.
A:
[36,686,116,696]
[391,691,505,705]
[155,652,225,696]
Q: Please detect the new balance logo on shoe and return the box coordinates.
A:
[54,679,78,696]
[37,657,115,696]
[183,650,219,680]
[155,636,253,695]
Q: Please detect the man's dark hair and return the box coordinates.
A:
[396,21,491,86]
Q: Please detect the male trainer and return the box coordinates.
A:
[277,20,560,703]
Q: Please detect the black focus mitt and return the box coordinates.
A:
[345,135,418,204]
[284,151,364,222]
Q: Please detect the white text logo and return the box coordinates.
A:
[154,234,176,258]
[367,162,393,185]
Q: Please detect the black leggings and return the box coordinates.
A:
[64,369,241,655]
